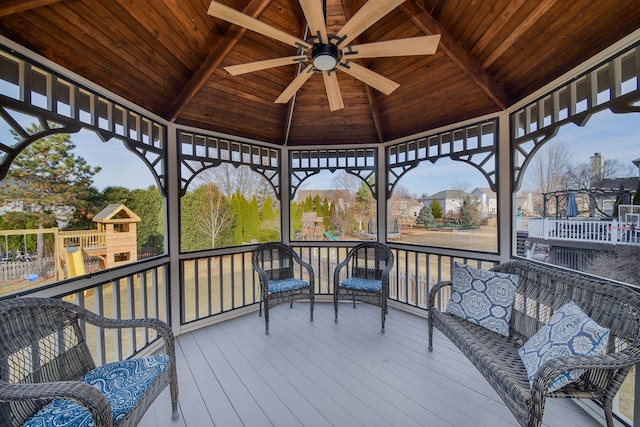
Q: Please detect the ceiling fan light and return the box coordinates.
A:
[312,43,338,71]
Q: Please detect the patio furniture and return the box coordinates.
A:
[0,296,178,427]
[428,259,640,427]
[333,242,394,333]
[252,242,315,334]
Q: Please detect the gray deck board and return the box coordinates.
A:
[142,302,616,427]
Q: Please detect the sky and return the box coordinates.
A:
[301,109,639,197]
[1,108,638,194]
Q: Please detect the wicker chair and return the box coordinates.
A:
[333,242,394,333]
[252,242,315,334]
[0,297,178,427]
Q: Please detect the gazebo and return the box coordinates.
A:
[1,1,640,426]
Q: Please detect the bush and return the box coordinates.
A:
[585,246,640,286]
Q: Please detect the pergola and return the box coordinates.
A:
[1,1,640,425]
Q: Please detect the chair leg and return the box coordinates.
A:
[334,290,339,323]
[170,366,179,420]
[381,300,386,333]
[310,289,314,321]
[264,299,269,334]
[259,300,262,317]
[603,398,614,427]
[428,312,434,351]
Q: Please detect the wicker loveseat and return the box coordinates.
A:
[428,259,640,427]
[0,297,178,427]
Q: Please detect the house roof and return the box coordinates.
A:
[1,1,639,147]
[93,204,141,223]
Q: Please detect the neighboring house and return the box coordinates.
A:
[423,190,472,216]
[388,198,422,228]
[471,188,497,219]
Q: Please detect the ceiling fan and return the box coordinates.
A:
[208,0,440,111]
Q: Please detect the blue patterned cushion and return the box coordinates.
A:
[268,278,309,293]
[446,262,519,337]
[519,301,610,392]
[23,354,170,427]
[340,277,382,292]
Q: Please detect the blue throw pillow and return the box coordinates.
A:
[446,262,519,337]
[519,301,610,392]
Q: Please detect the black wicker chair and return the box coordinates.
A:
[252,242,315,334]
[333,242,394,333]
[0,297,178,427]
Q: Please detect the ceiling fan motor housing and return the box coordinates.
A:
[312,43,339,71]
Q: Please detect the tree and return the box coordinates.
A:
[127,187,164,253]
[416,206,435,229]
[430,199,443,219]
[565,158,631,189]
[633,180,640,205]
[64,186,106,230]
[329,200,354,237]
[0,126,100,261]
[458,195,480,229]
[290,201,303,239]
[331,171,361,195]
[613,184,626,218]
[355,181,376,232]
[524,141,573,215]
[181,184,235,250]
[198,163,272,201]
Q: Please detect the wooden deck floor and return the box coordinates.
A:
[139,302,614,427]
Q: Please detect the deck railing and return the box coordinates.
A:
[525,218,639,245]
[179,243,499,325]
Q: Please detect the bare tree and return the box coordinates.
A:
[390,184,412,200]
[566,158,632,189]
[194,184,235,248]
[524,141,572,194]
[522,141,573,215]
[450,181,471,215]
[331,171,361,196]
[197,164,276,208]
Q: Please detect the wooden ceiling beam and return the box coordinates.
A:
[340,0,385,143]
[399,1,510,110]
[482,0,559,69]
[0,0,63,16]
[166,0,274,121]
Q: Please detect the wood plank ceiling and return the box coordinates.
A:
[1,0,639,147]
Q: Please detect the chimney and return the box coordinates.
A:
[589,152,604,187]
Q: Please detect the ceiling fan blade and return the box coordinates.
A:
[322,71,344,111]
[275,64,315,104]
[225,56,308,76]
[299,0,328,44]
[344,35,441,59]
[208,1,312,50]
[336,0,406,47]
[337,62,399,95]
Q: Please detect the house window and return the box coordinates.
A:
[114,252,130,262]
[114,223,129,232]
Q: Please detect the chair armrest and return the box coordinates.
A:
[290,251,315,292]
[60,301,176,364]
[333,255,352,288]
[428,281,452,310]
[0,380,114,427]
[530,345,640,400]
